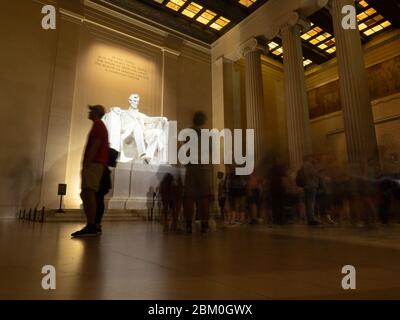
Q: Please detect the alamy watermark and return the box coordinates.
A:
[341,265,356,290]
[41,5,56,30]
[167,122,254,176]
[41,265,56,290]
[341,5,357,30]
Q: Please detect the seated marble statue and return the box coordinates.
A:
[102,94,169,164]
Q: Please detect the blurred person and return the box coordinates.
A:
[316,168,335,224]
[217,171,228,222]
[377,171,396,225]
[146,186,156,221]
[246,170,262,224]
[269,163,300,225]
[329,164,350,223]
[227,166,246,224]
[268,162,287,225]
[159,173,177,232]
[347,159,378,227]
[358,159,378,227]
[183,111,212,233]
[282,167,302,224]
[296,155,320,225]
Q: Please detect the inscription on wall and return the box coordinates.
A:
[95,55,149,81]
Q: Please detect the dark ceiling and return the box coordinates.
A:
[96,0,399,66]
[98,0,270,43]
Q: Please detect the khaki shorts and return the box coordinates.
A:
[81,162,105,192]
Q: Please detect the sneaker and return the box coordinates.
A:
[95,224,102,234]
[71,225,98,238]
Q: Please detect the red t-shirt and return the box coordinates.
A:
[83,119,109,166]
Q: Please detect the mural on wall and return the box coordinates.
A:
[308,81,341,119]
[308,55,400,119]
[368,55,400,101]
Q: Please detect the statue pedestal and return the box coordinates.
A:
[105,162,184,210]
[106,162,132,210]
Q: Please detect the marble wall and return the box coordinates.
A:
[0,0,58,217]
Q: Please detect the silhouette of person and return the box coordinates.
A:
[71,105,109,238]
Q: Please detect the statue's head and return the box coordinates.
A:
[128,94,140,109]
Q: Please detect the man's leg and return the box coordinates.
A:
[81,188,97,225]
[71,187,98,237]
[95,192,105,225]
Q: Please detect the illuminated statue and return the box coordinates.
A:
[103,94,169,164]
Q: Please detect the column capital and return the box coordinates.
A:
[235,38,265,60]
[272,11,312,39]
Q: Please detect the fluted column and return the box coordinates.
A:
[241,38,266,168]
[330,0,379,169]
[281,19,312,169]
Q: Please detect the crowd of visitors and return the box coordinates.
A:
[159,152,400,233]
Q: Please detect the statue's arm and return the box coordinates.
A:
[110,107,123,115]
[142,114,168,125]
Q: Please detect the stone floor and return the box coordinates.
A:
[0,220,399,300]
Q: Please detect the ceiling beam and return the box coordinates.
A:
[100,0,219,43]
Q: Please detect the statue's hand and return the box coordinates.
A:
[124,136,134,145]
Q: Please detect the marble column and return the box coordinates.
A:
[161,48,180,121]
[281,20,312,169]
[242,38,266,169]
[330,0,379,169]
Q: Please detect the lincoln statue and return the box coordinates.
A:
[102,94,169,164]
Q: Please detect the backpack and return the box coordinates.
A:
[99,167,112,194]
[108,148,119,168]
[296,166,306,188]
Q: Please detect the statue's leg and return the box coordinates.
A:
[146,139,158,160]
[145,130,163,161]
[132,125,146,157]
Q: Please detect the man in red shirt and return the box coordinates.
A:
[71,105,109,237]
